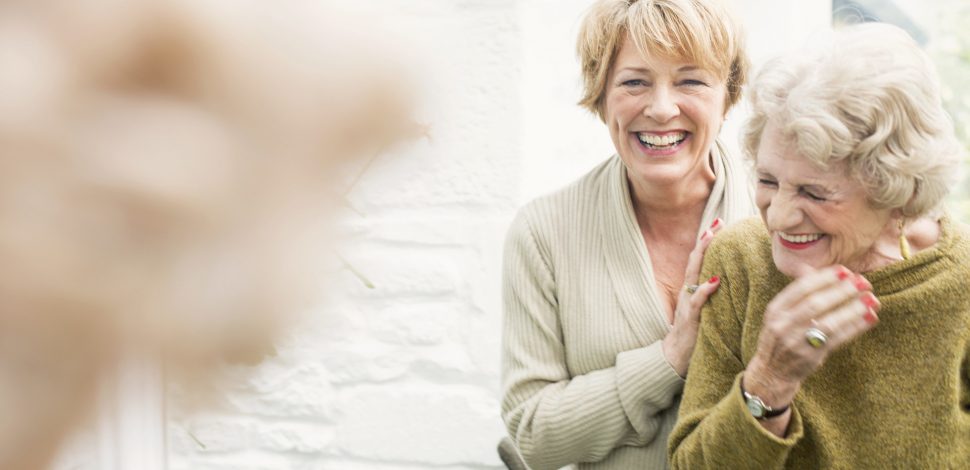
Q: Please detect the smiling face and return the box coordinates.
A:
[603,36,727,192]
[755,121,897,277]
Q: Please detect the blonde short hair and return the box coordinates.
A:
[577,0,748,121]
[742,23,963,218]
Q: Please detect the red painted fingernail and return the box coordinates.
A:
[861,292,879,309]
[710,218,721,229]
[836,266,851,280]
[853,274,871,292]
[700,229,713,241]
[708,275,720,284]
[863,308,879,325]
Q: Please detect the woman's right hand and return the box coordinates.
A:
[662,219,724,378]
[743,265,881,413]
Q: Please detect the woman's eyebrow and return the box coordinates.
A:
[618,66,652,74]
[799,183,834,193]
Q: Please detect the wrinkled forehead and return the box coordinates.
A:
[756,119,851,177]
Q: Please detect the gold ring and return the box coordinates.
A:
[805,327,828,348]
[684,284,700,294]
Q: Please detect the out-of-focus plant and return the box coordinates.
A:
[0,0,420,467]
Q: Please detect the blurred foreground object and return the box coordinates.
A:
[0,0,419,467]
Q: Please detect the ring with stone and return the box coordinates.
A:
[684,284,700,294]
[805,327,828,348]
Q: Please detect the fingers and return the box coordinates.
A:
[684,218,723,287]
[813,291,880,349]
[762,265,879,352]
[681,275,720,323]
[708,217,725,236]
[766,265,867,326]
[753,266,881,386]
[767,265,848,311]
[665,274,721,375]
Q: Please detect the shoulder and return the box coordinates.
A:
[925,216,970,280]
[701,216,780,305]
[507,156,617,240]
[706,216,771,265]
[945,218,970,263]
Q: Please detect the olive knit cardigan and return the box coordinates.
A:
[668,216,970,469]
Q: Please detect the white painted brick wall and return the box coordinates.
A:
[161,1,831,469]
[169,1,522,467]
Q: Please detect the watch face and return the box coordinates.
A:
[746,397,766,418]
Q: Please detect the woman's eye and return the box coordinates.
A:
[799,187,827,201]
[757,179,777,187]
[622,79,647,87]
[680,79,707,86]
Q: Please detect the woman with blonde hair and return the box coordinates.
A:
[500,0,752,468]
[669,23,970,468]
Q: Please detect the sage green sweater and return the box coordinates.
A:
[668,216,970,469]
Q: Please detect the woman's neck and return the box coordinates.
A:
[854,216,941,272]
[628,174,714,241]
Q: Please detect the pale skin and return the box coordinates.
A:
[601,35,730,377]
[652,219,721,377]
[744,123,942,436]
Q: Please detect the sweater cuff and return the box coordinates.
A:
[615,341,685,436]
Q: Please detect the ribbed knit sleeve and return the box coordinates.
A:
[667,222,803,468]
[500,205,684,470]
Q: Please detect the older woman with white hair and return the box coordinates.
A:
[668,23,970,468]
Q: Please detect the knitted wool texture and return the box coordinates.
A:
[502,145,754,470]
[669,216,970,469]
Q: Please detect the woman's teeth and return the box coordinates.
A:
[637,132,686,148]
[778,232,823,243]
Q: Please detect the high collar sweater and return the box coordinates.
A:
[668,216,970,469]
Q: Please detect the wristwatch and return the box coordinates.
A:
[740,382,789,420]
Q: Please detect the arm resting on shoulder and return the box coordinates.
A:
[667,244,803,469]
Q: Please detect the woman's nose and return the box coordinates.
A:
[766,192,803,231]
[642,86,679,123]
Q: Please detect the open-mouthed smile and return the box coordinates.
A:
[636,131,687,149]
[633,131,689,156]
[777,231,824,250]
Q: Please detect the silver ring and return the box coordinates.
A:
[805,327,828,348]
[684,284,699,294]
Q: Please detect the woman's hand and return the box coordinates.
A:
[662,219,724,378]
[743,265,881,417]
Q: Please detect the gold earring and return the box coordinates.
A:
[898,219,911,260]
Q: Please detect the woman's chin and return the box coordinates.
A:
[771,237,832,278]
[772,252,820,279]
[780,263,816,279]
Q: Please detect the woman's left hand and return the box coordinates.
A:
[742,265,880,433]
